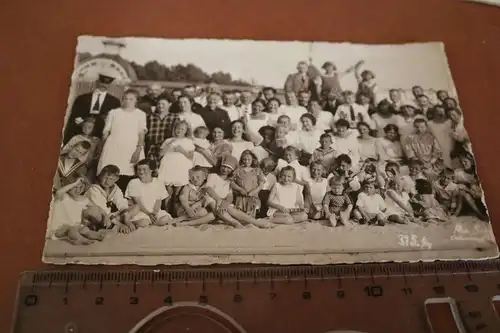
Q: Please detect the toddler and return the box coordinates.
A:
[192,126,213,168]
[353,181,387,226]
[231,150,266,217]
[322,176,353,227]
[267,166,308,224]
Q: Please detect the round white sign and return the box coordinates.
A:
[72,57,131,83]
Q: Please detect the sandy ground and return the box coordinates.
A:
[43,216,498,265]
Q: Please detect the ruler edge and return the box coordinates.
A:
[17,260,500,286]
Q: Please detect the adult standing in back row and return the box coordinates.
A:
[63,74,121,144]
[284,61,312,94]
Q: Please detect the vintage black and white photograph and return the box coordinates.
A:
[42,36,498,265]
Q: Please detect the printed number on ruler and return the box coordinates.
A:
[398,234,432,249]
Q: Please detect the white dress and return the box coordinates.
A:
[394,115,425,139]
[48,194,90,239]
[98,108,147,176]
[204,173,232,206]
[385,190,410,216]
[428,120,454,167]
[192,138,213,168]
[314,111,335,132]
[267,112,283,127]
[229,140,255,161]
[267,182,304,216]
[125,178,171,222]
[371,114,397,138]
[306,178,329,210]
[244,113,270,143]
[158,137,195,186]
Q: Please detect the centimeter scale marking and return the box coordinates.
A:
[13,260,500,333]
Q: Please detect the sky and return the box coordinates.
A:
[76,35,457,93]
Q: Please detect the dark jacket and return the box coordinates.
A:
[195,106,232,138]
[63,92,121,144]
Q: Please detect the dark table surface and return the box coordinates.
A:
[1,0,500,331]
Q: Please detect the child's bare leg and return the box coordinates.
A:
[460,191,488,220]
[177,212,216,226]
[328,214,338,227]
[387,214,406,224]
[133,219,150,228]
[67,226,94,245]
[376,213,386,226]
[80,226,106,241]
[217,211,244,228]
[226,206,274,228]
[54,225,70,238]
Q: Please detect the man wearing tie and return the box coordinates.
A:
[284,61,311,95]
[63,74,121,144]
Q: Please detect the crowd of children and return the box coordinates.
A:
[48,65,490,245]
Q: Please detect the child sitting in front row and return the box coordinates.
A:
[276,146,311,186]
[322,176,353,227]
[353,181,387,226]
[174,166,215,226]
[125,159,175,228]
[305,161,330,220]
[257,157,277,218]
[384,179,414,224]
[411,179,447,223]
[49,177,108,245]
[86,164,137,234]
[331,154,361,194]
[267,166,309,224]
[432,168,460,216]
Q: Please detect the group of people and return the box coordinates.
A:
[49,61,489,245]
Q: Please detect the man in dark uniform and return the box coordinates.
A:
[63,74,121,144]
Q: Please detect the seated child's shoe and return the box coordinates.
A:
[377,219,385,226]
[368,217,378,225]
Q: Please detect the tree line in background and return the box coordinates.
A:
[78,52,252,86]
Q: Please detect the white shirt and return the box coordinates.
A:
[335,103,374,129]
[306,178,329,206]
[205,173,231,199]
[222,105,242,122]
[285,131,299,147]
[125,178,169,212]
[356,192,387,215]
[49,194,91,233]
[86,184,129,214]
[262,173,277,191]
[312,110,335,132]
[229,140,255,161]
[178,112,206,130]
[296,129,324,154]
[238,104,253,116]
[276,159,311,182]
[90,90,108,114]
[332,132,361,167]
[279,105,307,130]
